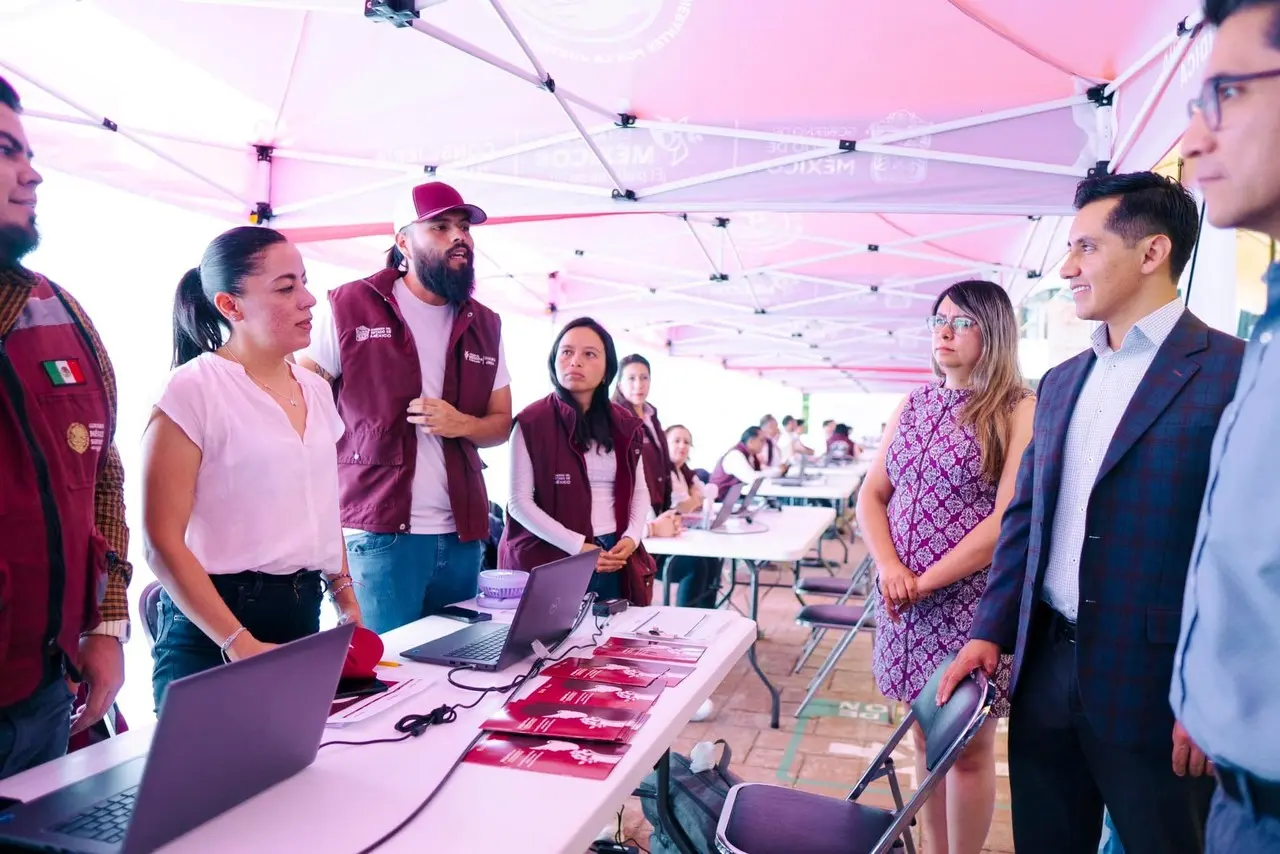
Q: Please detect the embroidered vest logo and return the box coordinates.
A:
[354,325,392,342]
[464,350,497,367]
[554,473,572,486]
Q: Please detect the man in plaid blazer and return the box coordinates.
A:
[938,172,1245,854]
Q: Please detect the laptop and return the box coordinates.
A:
[773,455,824,486]
[732,477,764,515]
[0,623,356,854]
[400,550,597,672]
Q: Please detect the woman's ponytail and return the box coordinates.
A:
[171,267,224,368]
[169,226,290,369]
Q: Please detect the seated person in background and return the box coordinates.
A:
[782,416,815,458]
[827,423,859,458]
[709,426,788,497]
[659,425,722,610]
[498,317,669,605]
[757,414,782,468]
[612,353,672,517]
[142,227,362,711]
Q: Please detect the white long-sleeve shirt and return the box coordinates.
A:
[723,448,785,485]
[508,423,649,556]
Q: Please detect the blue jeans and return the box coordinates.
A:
[1100,810,1126,853]
[659,556,721,608]
[0,677,74,781]
[151,571,323,712]
[1206,779,1280,853]
[587,534,625,603]
[345,531,483,634]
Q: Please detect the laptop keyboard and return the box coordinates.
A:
[54,785,137,844]
[446,625,509,661]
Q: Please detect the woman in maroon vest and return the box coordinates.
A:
[142,227,363,710]
[498,318,668,605]
[610,353,672,516]
[826,423,859,459]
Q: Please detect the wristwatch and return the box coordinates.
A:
[83,620,131,644]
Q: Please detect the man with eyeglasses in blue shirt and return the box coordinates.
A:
[1173,1,1280,850]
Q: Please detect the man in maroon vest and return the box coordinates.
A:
[709,425,789,496]
[299,182,511,635]
[0,77,133,779]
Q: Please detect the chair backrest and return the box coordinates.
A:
[486,502,505,569]
[139,580,163,647]
[911,651,992,771]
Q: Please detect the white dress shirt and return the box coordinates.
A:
[1041,299,1186,620]
[722,448,785,484]
[508,423,649,556]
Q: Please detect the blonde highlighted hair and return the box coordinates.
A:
[932,280,1029,484]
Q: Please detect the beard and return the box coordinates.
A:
[411,248,475,306]
[0,220,38,269]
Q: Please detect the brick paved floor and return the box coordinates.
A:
[602,541,1016,854]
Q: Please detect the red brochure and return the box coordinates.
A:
[464,733,630,781]
[526,678,663,714]
[595,636,705,665]
[540,656,669,687]
[481,700,639,743]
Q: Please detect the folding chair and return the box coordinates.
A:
[793,584,880,717]
[715,656,995,854]
[791,553,874,675]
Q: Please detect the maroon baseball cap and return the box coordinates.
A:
[393,181,488,233]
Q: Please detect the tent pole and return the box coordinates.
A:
[682,216,723,275]
[724,228,765,313]
[408,20,615,120]
[486,0,628,194]
[0,60,254,208]
[1105,14,1203,97]
[641,147,843,198]
[1112,23,1202,170]
[854,142,1086,176]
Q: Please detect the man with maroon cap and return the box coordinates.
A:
[299,182,511,634]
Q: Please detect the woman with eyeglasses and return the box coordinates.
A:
[498,318,668,605]
[855,279,1035,854]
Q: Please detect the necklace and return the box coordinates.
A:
[224,347,298,407]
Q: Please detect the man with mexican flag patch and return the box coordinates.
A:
[0,75,133,780]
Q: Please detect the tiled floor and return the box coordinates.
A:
[606,540,1016,854]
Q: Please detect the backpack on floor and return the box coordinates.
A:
[633,740,742,854]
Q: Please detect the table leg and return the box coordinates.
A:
[746,560,781,729]
[662,556,673,607]
[654,750,698,854]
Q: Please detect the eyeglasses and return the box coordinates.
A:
[926,315,978,335]
[1187,68,1280,132]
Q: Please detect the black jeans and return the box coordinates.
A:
[658,556,722,608]
[150,570,323,712]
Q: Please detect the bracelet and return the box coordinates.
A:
[220,626,247,654]
[328,576,356,599]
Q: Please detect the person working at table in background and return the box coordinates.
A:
[856,279,1035,854]
[1172,1,1280,850]
[826,422,859,459]
[937,172,1244,854]
[779,415,814,459]
[660,424,723,611]
[756,414,782,468]
[498,318,675,606]
[611,353,672,517]
[708,425,789,497]
[297,182,512,634]
[142,227,364,711]
[0,76,132,779]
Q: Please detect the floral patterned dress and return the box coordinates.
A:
[870,382,1015,716]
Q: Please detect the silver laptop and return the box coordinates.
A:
[400,550,597,672]
[732,477,764,515]
[0,623,355,854]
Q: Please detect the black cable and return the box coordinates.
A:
[343,594,607,853]
[1184,201,1207,307]
[623,838,650,854]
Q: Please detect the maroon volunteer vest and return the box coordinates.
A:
[0,275,110,706]
[497,394,657,606]
[709,443,760,496]
[328,269,500,542]
[636,404,672,515]
[827,436,856,457]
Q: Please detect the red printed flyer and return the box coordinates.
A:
[465,733,630,781]
[595,636,705,665]
[526,678,663,714]
[481,701,639,743]
[540,656,669,687]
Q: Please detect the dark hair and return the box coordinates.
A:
[0,77,20,113]
[740,426,762,444]
[1204,0,1280,47]
[611,353,652,407]
[385,243,404,271]
[173,226,289,368]
[781,416,796,428]
[1073,171,1201,278]
[822,419,835,427]
[834,423,851,437]
[549,317,619,452]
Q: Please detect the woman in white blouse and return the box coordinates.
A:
[661,424,722,610]
[142,227,362,710]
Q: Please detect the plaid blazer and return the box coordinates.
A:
[972,311,1244,745]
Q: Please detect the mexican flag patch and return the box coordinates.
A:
[43,359,86,387]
